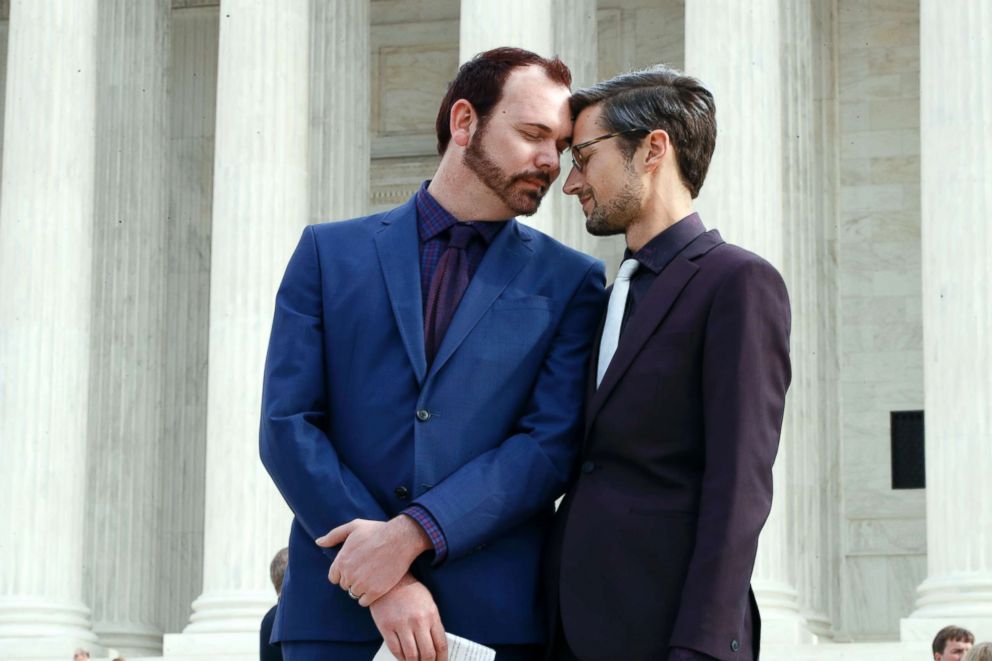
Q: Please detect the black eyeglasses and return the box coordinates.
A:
[569,127,650,172]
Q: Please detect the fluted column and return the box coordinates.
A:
[83,1,171,656]
[810,0,842,638]
[310,0,369,222]
[159,5,220,637]
[901,0,992,642]
[781,0,837,640]
[685,0,814,644]
[164,0,309,655]
[459,0,552,64]
[546,0,619,272]
[458,0,556,235]
[0,1,103,658]
[0,17,9,196]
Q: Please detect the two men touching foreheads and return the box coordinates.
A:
[261,47,790,661]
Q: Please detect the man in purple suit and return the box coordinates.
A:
[545,66,792,660]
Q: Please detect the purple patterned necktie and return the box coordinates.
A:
[424,223,479,366]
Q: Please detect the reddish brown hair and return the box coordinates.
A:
[435,47,571,155]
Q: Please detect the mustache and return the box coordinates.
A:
[509,171,552,186]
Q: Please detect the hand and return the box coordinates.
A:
[370,573,448,661]
[316,516,432,606]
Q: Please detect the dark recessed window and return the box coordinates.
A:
[891,410,925,489]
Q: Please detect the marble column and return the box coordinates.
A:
[780,0,816,636]
[0,15,9,195]
[546,0,618,273]
[685,0,814,644]
[0,1,103,658]
[82,1,172,656]
[458,0,556,236]
[159,4,219,637]
[810,0,842,638]
[902,0,992,642]
[310,0,370,222]
[459,0,552,64]
[781,0,837,640]
[164,0,310,655]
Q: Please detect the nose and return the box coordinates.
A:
[563,166,582,196]
[534,142,560,178]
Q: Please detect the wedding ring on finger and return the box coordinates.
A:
[347,587,360,600]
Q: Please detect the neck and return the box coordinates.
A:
[625,181,693,253]
[428,155,515,221]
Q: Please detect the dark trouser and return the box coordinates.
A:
[282,639,544,661]
[282,640,379,661]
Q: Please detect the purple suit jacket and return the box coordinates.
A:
[546,229,791,660]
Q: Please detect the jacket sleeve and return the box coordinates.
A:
[259,226,388,558]
[411,261,606,562]
[669,257,792,659]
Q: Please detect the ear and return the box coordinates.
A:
[643,129,672,173]
[449,99,476,148]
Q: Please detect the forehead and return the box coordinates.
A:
[493,65,571,131]
[572,104,607,143]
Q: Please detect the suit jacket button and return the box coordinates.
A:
[394,486,410,500]
[730,639,740,652]
[415,409,431,422]
[581,460,595,474]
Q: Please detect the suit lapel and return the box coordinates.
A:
[373,198,427,385]
[428,219,532,377]
[585,230,724,431]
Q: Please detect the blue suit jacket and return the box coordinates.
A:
[259,195,605,644]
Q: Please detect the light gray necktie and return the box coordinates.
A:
[596,258,640,387]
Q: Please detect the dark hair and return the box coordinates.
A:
[435,47,571,155]
[569,65,716,198]
[933,625,975,654]
[270,547,289,595]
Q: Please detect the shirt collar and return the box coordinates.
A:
[624,212,706,274]
[415,180,507,245]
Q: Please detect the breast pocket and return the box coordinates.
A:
[472,296,555,367]
[490,295,553,311]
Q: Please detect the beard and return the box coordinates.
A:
[462,123,552,217]
[583,172,643,237]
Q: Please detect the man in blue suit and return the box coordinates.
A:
[260,47,606,661]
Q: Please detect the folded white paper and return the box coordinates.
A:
[372,632,496,661]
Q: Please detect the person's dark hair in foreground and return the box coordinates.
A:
[261,547,289,661]
[933,625,975,661]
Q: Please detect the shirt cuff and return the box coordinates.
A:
[401,505,448,565]
[668,647,718,661]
